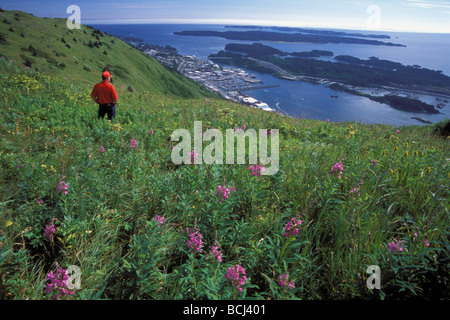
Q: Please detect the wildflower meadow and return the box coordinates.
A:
[0,55,449,301]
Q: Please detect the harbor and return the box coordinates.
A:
[135,42,277,113]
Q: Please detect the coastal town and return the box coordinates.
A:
[123,39,276,113]
[120,37,448,121]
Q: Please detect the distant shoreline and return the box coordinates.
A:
[174,30,406,47]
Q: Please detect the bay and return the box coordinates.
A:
[91,23,450,126]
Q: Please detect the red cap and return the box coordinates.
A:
[102,71,112,78]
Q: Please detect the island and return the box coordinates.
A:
[224,43,333,58]
[208,43,450,114]
[224,25,392,39]
[174,30,406,47]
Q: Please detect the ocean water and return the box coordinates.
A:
[91,24,450,126]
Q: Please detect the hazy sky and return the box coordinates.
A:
[2,0,450,33]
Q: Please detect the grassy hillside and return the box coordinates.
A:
[0,11,449,302]
[1,56,449,301]
[0,9,217,98]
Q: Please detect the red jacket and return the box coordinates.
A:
[91,81,118,105]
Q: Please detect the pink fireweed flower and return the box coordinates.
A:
[154,215,164,227]
[149,129,154,135]
[44,218,57,240]
[45,263,74,300]
[206,244,223,262]
[278,274,295,290]
[413,232,430,247]
[216,185,236,203]
[99,146,105,154]
[185,228,203,254]
[371,159,379,166]
[130,139,137,150]
[56,177,68,195]
[387,239,404,253]
[284,217,303,238]
[248,164,265,177]
[349,187,361,199]
[225,264,247,292]
[330,162,344,178]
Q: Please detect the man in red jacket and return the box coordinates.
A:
[91,70,118,121]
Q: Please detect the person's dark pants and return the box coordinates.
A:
[98,103,116,121]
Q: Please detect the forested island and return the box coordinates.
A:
[211,41,449,85]
[224,25,392,39]
[328,83,441,114]
[174,30,405,47]
[224,43,333,58]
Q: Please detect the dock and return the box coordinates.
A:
[236,85,280,92]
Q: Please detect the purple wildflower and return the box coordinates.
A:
[45,263,74,300]
[154,215,164,227]
[387,239,403,253]
[225,264,247,292]
[56,176,68,195]
[284,217,303,238]
[130,139,137,150]
[330,162,344,178]
[206,244,223,262]
[44,218,56,240]
[349,187,361,199]
[216,185,236,203]
[185,228,203,254]
[248,164,265,177]
[278,274,295,290]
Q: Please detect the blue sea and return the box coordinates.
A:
[91,24,450,126]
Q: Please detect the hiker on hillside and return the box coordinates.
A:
[91,70,118,122]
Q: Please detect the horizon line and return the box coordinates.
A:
[4,9,450,34]
[82,18,450,34]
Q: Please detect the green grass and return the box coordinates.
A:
[0,11,449,301]
[0,10,217,98]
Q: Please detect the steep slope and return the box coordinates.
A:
[0,9,218,98]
